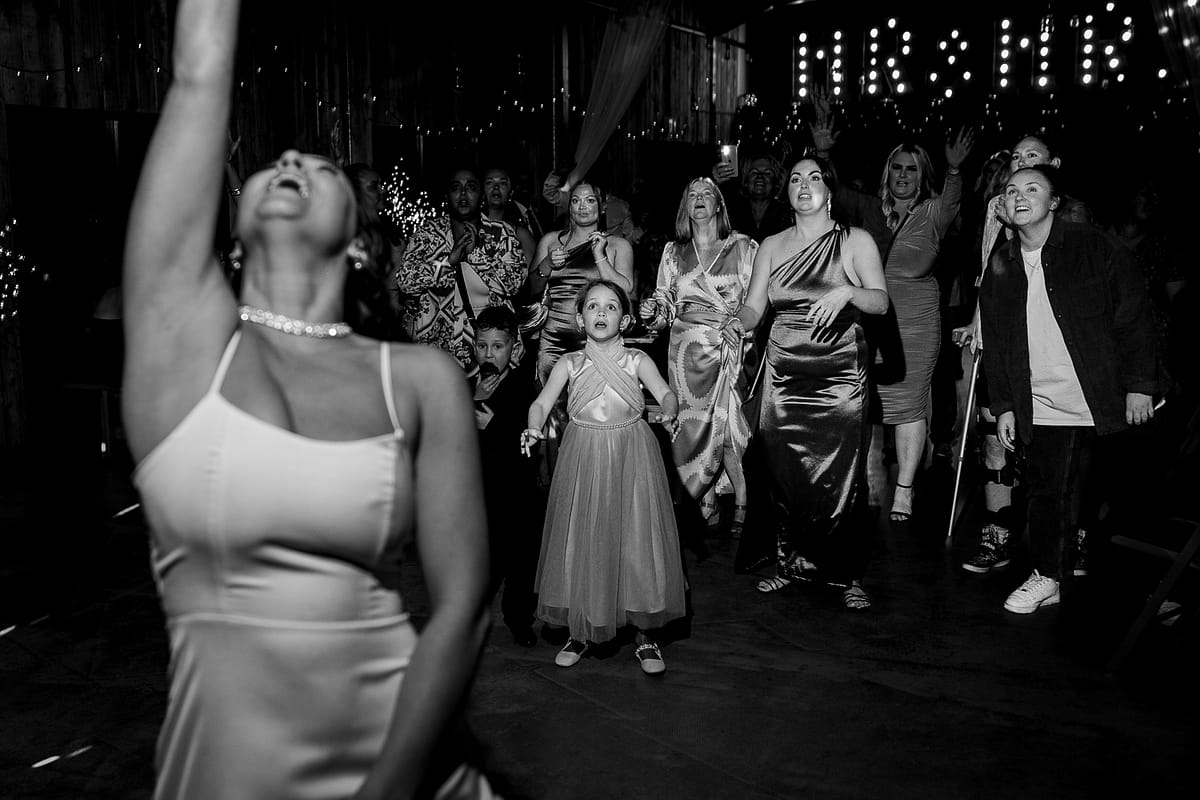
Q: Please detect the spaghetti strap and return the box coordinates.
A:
[209,331,242,395]
[379,342,403,436]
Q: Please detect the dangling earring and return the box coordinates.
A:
[826,202,832,220]
[346,242,369,272]
[228,240,244,271]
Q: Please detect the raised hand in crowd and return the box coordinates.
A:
[712,160,737,184]
[808,86,840,155]
[448,223,477,266]
[945,126,976,172]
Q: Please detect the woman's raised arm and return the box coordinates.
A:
[122,0,242,461]
[124,0,239,317]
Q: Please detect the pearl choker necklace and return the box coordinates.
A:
[238,305,352,339]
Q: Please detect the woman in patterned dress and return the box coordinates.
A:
[640,177,757,534]
[395,167,528,373]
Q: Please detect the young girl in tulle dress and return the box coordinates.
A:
[521,279,687,675]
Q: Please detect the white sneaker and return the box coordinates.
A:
[1003,570,1061,614]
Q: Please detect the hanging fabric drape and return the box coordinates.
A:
[1151,0,1200,116]
[564,0,674,194]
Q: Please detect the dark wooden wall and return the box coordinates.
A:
[0,1,745,200]
[0,1,746,447]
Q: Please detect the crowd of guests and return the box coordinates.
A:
[258,104,1193,649]
[344,108,1189,633]
[123,3,1192,794]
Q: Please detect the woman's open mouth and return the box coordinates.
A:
[267,173,311,199]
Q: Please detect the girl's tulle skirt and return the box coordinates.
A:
[535,416,687,643]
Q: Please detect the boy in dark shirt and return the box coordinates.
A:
[473,306,543,646]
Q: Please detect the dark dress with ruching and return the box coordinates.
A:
[536,241,599,385]
[760,225,870,584]
[836,174,962,424]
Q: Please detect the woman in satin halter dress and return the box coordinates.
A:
[122,3,494,798]
[737,156,889,610]
[526,181,635,386]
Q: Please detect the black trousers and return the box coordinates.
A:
[1025,425,1098,579]
[486,480,546,631]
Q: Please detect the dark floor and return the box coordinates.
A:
[2,417,1198,800]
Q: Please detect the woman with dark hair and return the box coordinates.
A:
[817,124,975,522]
[395,166,527,372]
[122,1,494,798]
[737,156,889,609]
[980,164,1160,614]
[526,180,635,385]
[640,177,757,533]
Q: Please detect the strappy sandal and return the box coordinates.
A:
[730,504,748,539]
[842,581,872,611]
[890,482,914,523]
[756,575,793,593]
[699,494,721,528]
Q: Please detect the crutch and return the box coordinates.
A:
[947,348,982,544]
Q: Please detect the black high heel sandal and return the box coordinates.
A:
[730,505,748,539]
[890,482,914,523]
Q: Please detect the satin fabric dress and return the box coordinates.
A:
[535,240,599,385]
[134,332,493,800]
[650,234,757,499]
[759,226,871,584]
[535,340,687,643]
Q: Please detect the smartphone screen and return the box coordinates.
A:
[719,144,739,178]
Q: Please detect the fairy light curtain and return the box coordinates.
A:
[1152,0,1200,115]
[565,0,675,193]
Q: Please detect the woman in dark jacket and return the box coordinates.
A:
[980,165,1161,615]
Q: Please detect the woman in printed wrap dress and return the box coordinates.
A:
[640,177,757,535]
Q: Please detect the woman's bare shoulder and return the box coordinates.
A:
[842,226,876,250]
[606,234,633,253]
[758,229,790,256]
[389,343,466,388]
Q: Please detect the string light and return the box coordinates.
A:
[0,220,40,324]
[380,165,438,241]
[794,32,810,99]
[1,11,1183,151]
[1035,13,1054,90]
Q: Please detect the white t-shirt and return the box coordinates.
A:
[1023,246,1094,426]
